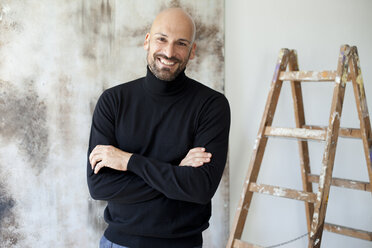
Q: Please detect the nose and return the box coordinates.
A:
[163,43,176,58]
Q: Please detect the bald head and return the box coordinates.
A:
[144,8,197,81]
[150,8,196,44]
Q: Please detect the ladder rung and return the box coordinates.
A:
[279,70,351,82]
[308,174,371,192]
[233,239,263,248]
[304,125,362,139]
[264,127,326,141]
[324,223,372,241]
[249,183,317,203]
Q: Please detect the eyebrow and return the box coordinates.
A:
[154,32,191,44]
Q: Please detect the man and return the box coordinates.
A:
[87,7,230,248]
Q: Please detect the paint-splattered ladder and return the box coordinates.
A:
[226,45,372,248]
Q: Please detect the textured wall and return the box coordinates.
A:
[0,1,226,247]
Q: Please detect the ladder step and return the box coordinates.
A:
[233,239,263,248]
[279,70,351,82]
[265,126,362,140]
[248,183,317,203]
[324,223,372,241]
[264,127,326,141]
[304,125,362,139]
[308,174,371,192]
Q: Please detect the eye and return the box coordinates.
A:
[178,42,187,47]
[157,37,167,42]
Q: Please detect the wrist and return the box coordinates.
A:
[122,151,133,171]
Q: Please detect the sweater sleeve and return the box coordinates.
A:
[87,90,162,203]
[127,95,230,204]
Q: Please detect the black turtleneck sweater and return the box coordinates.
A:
[87,68,230,248]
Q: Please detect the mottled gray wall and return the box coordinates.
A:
[0,1,226,247]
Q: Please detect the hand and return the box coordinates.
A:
[89,145,132,174]
[180,147,212,167]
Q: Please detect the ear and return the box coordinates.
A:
[144,33,150,50]
[189,43,197,60]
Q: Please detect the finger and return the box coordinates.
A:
[90,154,102,170]
[184,153,211,164]
[89,150,96,165]
[193,157,210,164]
[180,148,208,166]
[190,151,212,158]
[89,147,102,165]
[185,147,205,157]
[188,147,206,155]
[184,157,210,167]
[189,161,205,167]
[182,152,210,163]
[94,161,105,174]
[89,153,97,168]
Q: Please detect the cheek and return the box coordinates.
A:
[147,48,158,61]
[150,46,162,58]
[180,50,191,61]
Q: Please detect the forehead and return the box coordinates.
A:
[152,25,193,41]
[150,12,194,41]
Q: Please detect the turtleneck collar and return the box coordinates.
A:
[144,66,187,96]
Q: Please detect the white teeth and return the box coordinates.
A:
[159,58,175,66]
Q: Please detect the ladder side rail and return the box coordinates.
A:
[349,46,372,191]
[308,45,350,248]
[226,49,290,248]
[288,50,315,235]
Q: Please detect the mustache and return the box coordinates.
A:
[154,53,180,63]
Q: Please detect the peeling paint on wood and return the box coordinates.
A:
[265,127,326,141]
[280,70,338,82]
[248,183,316,203]
[308,174,371,191]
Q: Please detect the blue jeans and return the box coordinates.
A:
[99,235,202,248]
[100,235,129,248]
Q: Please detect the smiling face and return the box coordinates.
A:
[144,8,196,81]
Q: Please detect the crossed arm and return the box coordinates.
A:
[89,145,212,174]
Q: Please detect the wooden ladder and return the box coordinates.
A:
[226,45,372,248]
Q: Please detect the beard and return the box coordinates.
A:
[147,52,190,81]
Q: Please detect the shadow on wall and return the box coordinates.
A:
[0,79,48,246]
[0,181,20,246]
[0,80,49,172]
